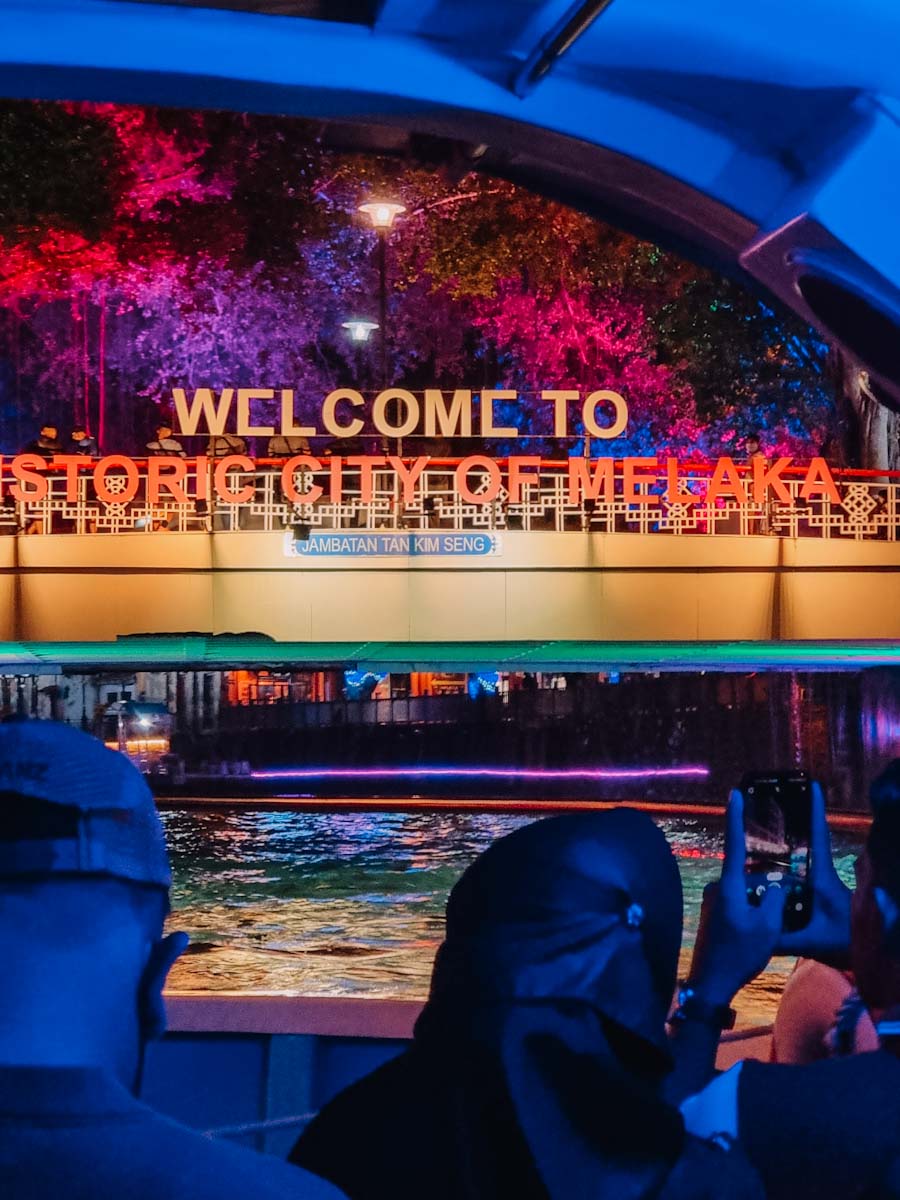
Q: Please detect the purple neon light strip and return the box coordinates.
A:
[251,765,709,781]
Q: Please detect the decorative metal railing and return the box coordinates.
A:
[1,458,898,540]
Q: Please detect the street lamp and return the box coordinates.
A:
[341,319,379,343]
[357,201,406,233]
[358,198,406,454]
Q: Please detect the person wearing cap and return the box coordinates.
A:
[0,720,344,1200]
[70,427,99,457]
[22,425,63,459]
[20,426,63,534]
[146,423,186,458]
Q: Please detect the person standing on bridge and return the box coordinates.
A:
[22,424,62,459]
[146,422,186,458]
[0,720,344,1200]
[743,432,772,533]
[69,427,99,457]
[20,426,63,533]
[206,431,247,457]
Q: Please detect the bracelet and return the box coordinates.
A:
[667,985,736,1031]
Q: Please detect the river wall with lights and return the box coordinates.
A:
[2,528,898,645]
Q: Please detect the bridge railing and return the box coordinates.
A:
[1,458,898,540]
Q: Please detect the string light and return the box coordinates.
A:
[251,765,709,781]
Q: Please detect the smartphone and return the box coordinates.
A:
[741,770,813,932]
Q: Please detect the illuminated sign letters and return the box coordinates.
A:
[169,386,630,440]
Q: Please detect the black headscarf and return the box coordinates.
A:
[414,810,686,1200]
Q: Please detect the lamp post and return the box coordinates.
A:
[342,320,379,441]
[358,200,405,454]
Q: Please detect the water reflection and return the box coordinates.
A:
[162,808,863,1026]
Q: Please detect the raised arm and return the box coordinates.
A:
[665,790,783,1103]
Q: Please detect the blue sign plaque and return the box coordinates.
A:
[284,531,501,558]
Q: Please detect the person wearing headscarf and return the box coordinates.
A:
[290,811,762,1200]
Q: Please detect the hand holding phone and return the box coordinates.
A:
[741,770,813,933]
[684,779,849,1014]
[683,788,785,1008]
[774,780,853,966]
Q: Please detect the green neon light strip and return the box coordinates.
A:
[0,638,897,673]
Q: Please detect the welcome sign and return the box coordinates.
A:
[0,385,843,510]
[0,451,842,507]
[172,385,630,441]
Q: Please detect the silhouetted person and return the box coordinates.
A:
[267,434,311,457]
[146,424,186,457]
[206,432,247,457]
[771,959,877,1063]
[267,435,312,515]
[291,811,762,1200]
[22,425,62,459]
[0,720,343,1200]
[681,762,900,1200]
[740,432,773,532]
[20,426,62,532]
[69,427,99,456]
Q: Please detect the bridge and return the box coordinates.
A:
[1,459,897,651]
[1,1,899,663]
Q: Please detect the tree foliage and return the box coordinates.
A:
[0,99,860,463]
[0,101,128,244]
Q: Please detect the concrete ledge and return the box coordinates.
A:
[146,995,772,1150]
[164,992,774,1064]
[165,993,424,1039]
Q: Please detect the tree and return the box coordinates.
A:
[829,351,900,472]
[0,101,128,245]
[651,273,836,458]
[0,99,862,467]
[109,261,333,434]
[467,282,701,455]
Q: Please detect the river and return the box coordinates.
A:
[162,807,863,1027]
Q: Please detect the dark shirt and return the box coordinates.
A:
[146,437,186,458]
[22,438,62,460]
[0,1065,343,1200]
[207,434,247,457]
[738,1051,900,1200]
[268,436,311,457]
[292,1044,762,1200]
[293,1046,541,1200]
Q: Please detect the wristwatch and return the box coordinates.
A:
[668,985,736,1031]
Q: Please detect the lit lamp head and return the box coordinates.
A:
[357,200,406,232]
[342,318,380,344]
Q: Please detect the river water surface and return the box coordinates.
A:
[162,808,862,1027]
